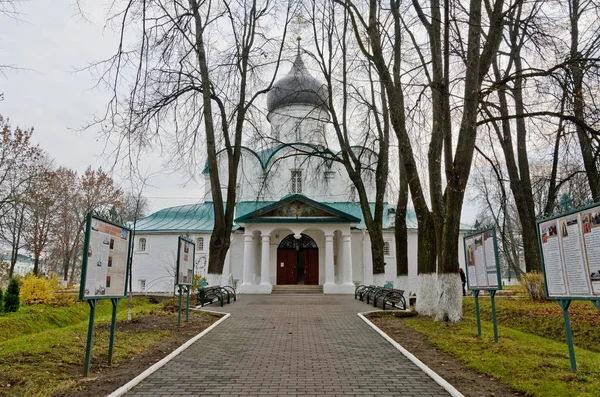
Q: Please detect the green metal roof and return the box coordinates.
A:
[132,196,470,233]
[133,202,220,233]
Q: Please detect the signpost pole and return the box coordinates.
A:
[83,299,98,377]
[108,298,119,365]
[473,290,481,337]
[185,286,191,322]
[490,290,498,343]
[558,299,577,372]
[177,285,183,327]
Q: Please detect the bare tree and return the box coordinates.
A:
[90,0,294,281]
[338,0,507,321]
[308,1,391,278]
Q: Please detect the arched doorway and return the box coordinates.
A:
[276,233,319,285]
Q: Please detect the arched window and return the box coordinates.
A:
[139,238,147,252]
[196,237,204,252]
[383,241,391,256]
[291,169,302,194]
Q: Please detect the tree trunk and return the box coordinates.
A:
[569,0,600,201]
[395,155,409,290]
[415,211,437,316]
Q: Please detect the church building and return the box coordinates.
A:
[130,51,467,294]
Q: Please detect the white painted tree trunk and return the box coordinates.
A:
[206,273,222,286]
[435,273,463,322]
[373,273,387,286]
[416,273,437,316]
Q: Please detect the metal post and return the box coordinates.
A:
[473,290,481,337]
[108,298,119,365]
[185,286,191,322]
[177,285,183,327]
[490,290,498,343]
[558,299,577,372]
[83,299,98,377]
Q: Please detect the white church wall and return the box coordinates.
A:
[229,232,244,285]
[407,231,419,295]
[268,104,330,145]
[351,232,363,285]
[383,231,396,284]
[132,233,179,294]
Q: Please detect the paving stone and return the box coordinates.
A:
[124,295,450,396]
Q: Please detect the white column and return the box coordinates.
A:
[343,234,353,287]
[259,234,272,292]
[239,233,253,291]
[324,234,335,289]
[363,233,374,285]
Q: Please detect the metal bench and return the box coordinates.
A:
[382,289,407,310]
[197,286,224,307]
[355,285,373,301]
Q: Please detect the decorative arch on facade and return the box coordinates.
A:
[278,233,318,250]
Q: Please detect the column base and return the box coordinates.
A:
[323,282,355,294]
[237,283,256,294]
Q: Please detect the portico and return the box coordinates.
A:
[236,195,359,294]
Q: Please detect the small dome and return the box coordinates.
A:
[267,53,329,114]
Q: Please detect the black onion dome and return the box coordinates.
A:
[267,53,329,113]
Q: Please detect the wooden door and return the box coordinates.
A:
[304,249,319,285]
[276,249,297,285]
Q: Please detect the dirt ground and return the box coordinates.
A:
[58,310,220,397]
[369,313,526,397]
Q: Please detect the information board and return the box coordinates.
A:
[463,228,501,290]
[538,204,600,299]
[80,215,132,300]
[176,237,195,286]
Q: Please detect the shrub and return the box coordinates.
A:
[51,292,77,307]
[20,274,57,305]
[4,278,20,313]
[0,287,4,314]
[519,271,546,301]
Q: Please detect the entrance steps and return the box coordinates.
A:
[271,285,323,294]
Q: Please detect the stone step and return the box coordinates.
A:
[271,285,323,294]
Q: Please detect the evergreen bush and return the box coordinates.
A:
[4,278,21,313]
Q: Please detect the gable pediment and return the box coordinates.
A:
[235,195,360,224]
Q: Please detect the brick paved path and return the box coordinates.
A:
[126,295,451,397]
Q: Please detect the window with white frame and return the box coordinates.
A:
[196,237,204,252]
[138,279,146,291]
[291,169,302,194]
[383,241,391,256]
[139,238,147,252]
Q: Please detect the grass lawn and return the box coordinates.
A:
[396,298,600,397]
[464,296,600,352]
[0,296,216,397]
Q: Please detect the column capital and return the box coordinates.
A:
[261,234,271,243]
[325,234,334,241]
[342,234,352,241]
[244,234,254,242]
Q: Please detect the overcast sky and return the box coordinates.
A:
[0,0,205,214]
[0,1,477,224]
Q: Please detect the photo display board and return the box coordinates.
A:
[463,228,501,290]
[538,204,600,299]
[80,215,132,300]
[176,237,195,286]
